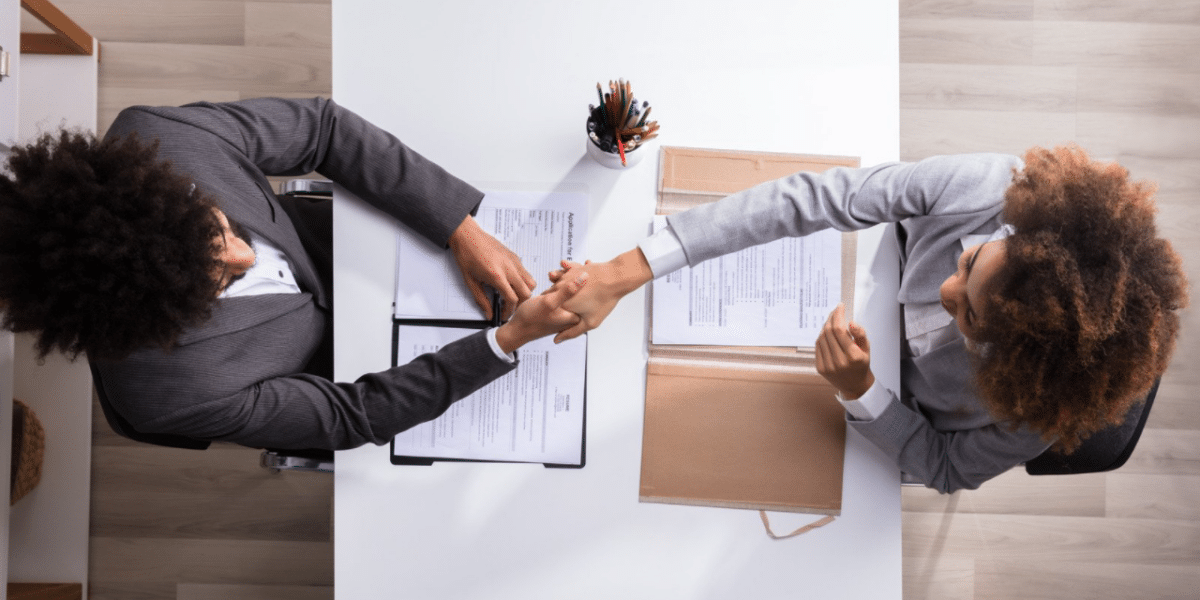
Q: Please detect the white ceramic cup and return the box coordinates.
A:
[585,136,645,169]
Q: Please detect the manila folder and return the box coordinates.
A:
[639,361,846,515]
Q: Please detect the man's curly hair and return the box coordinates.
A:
[974,145,1188,453]
[0,130,225,360]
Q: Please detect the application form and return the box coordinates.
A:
[392,327,586,464]
[394,190,587,319]
[390,189,589,465]
[651,216,843,347]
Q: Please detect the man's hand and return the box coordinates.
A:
[545,248,654,343]
[495,272,590,354]
[815,303,875,399]
[448,215,536,320]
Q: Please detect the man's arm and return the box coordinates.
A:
[98,272,589,450]
[112,97,533,316]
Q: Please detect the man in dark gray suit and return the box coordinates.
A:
[0,97,586,450]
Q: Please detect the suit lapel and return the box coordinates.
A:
[176,293,315,346]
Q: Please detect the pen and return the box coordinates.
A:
[624,99,640,128]
[636,105,651,128]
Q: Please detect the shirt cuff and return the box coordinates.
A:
[837,380,891,422]
[637,226,689,278]
[485,328,517,364]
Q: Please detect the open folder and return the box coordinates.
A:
[389,191,589,468]
[639,147,860,514]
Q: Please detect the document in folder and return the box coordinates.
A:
[395,190,587,320]
[392,326,587,466]
[640,147,859,514]
[390,190,589,467]
[650,216,844,347]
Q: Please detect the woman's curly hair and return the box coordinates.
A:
[0,130,225,360]
[974,145,1188,453]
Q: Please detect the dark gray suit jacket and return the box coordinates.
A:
[92,98,515,450]
[668,153,1052,492]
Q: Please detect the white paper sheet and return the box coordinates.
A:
[391,327,587,464]
[651,216,842,347]
[394,190,588,319]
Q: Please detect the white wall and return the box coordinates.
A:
[0,330,13,599]
[6,37,98,594]
[7,334,93,587]
[0,0,20,594]
[18,43,97,139]
[0,0,18,146]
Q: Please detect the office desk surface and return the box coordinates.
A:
[333,1,901,597]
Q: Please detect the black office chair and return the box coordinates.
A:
[1024,377,1160,475]
[900,377,1161,486]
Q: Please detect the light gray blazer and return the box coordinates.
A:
[92,98,515,450]
[667,153,1052,493]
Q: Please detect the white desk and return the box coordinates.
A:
[333,1,901,597]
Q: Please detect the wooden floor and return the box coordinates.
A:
[58,0,1199,598]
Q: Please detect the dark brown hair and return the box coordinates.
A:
[975,145,1188,453]
[0,130,224,360]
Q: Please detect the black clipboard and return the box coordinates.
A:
[388,293,587,469]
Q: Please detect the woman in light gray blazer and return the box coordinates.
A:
[548,146,1187,493]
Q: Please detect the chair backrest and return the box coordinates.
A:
[1024,378,1160,475]
[89,361,212,450]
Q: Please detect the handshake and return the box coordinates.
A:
[491,248,654,355]
[448,215,653,355]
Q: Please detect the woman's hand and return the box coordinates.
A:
[815,303,875,399]
[545,248,654,343]
[495,271,590,354]
[448,215,536,320]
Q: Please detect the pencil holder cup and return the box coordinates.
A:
[586,137,645,169]
[587,79,659,170]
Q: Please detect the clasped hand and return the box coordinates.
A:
[544,249,653,343]
[453,233,653,348]
[448,216,602,350]
[503,256,634,347]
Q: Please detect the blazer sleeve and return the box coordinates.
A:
[666,153,1023,267]
[850,387,1052,494]
[97,318,517,451]
[112,96,483,247]
[200,331,517,450]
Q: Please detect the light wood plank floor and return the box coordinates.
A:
[58,0,1199,598]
